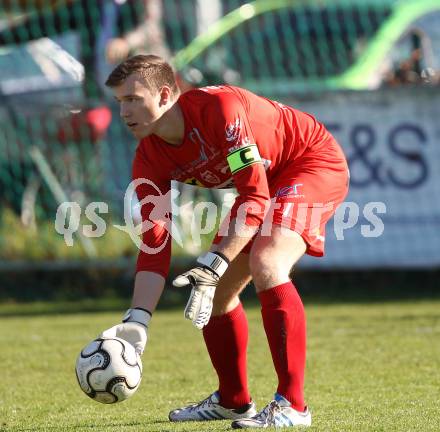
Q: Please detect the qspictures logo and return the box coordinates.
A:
[54,179,387,253]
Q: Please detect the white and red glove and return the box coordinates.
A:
[100,308,151,355]
[173,252,229,329]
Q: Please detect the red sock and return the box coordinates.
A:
[258,281,306,411]
[203,303,251,408]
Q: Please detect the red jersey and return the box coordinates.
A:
[133,85,339,277]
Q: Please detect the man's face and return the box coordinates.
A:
[113,73,163,140]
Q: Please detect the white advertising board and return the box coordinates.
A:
[284,88,440,268]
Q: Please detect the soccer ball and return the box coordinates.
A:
[75,337,142,404]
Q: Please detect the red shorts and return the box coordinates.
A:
[214,137,349,256]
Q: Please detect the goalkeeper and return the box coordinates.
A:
[102,55,349,429]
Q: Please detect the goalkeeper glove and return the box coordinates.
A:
[100,308,151,355]
[173,252,229,329]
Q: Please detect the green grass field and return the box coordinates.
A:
[1,300,439,431]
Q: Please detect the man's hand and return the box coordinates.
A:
[173,252,229,329]
[100,308,151,355]
[106,37,130,64]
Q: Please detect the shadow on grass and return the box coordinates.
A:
[1,269,439,317]
[17,419,228,432]
[17,422,146,431]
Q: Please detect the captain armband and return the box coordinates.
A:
[226,144,262,174]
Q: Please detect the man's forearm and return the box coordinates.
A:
[131,271,165,313]
[211,219,258,262]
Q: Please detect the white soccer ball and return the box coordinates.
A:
[75,337,142,404]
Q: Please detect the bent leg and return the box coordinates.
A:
[212,252,251,316]
[250,227,307,411]
[203,252,252,408]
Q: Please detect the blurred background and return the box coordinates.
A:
[0,0,439,309]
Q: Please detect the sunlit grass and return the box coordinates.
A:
[1,300,439,431]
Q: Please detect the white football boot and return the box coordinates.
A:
[231,393,311,429]
[169,391,257,422]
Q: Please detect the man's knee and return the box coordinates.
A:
[211,252,251,315]
[212,294,240,316]
[212,279,245,315]
[249,228,307,290]
[249,246,288,289]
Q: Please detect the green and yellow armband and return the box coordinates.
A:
[226,144,262,174]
